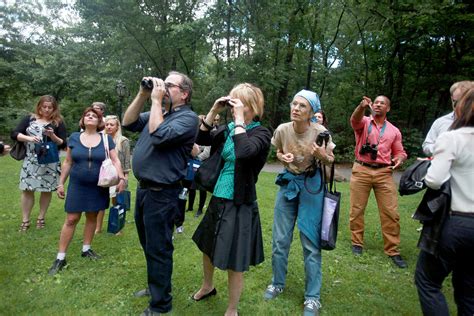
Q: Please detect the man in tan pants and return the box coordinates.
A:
[349,95,408,268]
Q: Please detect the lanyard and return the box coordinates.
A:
[366,120,386,145]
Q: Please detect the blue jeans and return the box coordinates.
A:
[271,185,322,300]
[415,215,474,315]
[135,187,180,313]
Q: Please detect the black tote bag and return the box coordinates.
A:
[10,141,26,161]
[320,163,341,251]
[194,145,224,193]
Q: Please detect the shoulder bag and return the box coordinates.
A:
[194,145,224,193]
[10,141,26,160]
[321,162,341,251]
[97,133,119,187]
[398,159,431,196]
[35,134,59,164]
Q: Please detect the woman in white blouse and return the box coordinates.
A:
[415,87,474,315]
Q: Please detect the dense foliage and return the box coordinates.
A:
[1,0,473,161]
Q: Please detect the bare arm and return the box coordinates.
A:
[57,148,73,199]
[123,79,152,126]
[110,149,126,193]
[311,142,335,165]
[351,96,372,123]
[16,133,41,144]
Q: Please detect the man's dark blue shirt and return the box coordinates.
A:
[124,105,199,184]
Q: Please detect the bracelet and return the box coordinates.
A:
[201,117,214,130]
[57,184,64,188]
[119,178,126,182]
[234,124,246,129]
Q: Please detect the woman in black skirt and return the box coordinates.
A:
[192,83,271,316]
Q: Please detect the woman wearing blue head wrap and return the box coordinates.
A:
[263,89,335,316]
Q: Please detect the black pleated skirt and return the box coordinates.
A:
[192,196,264,272]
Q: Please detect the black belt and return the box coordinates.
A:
[138,180,181,191]
[451,211,474,218]
[355,159,390,169]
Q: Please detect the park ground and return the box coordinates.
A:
[0,157,454,315]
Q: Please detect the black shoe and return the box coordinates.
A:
[140,307,161,316]
[81,249,101,260]
[191,288,217,301]
[48,259,67,275]
[186,208,193,212]
[352,245,363,255]
[194,210,203,218]
[134,288,151,297]
[390,255,408,269]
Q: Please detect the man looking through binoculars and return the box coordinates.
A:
[123,71,199,315]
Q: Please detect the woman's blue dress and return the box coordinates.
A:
[65,132,115,212]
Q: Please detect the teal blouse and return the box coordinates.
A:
[213,121,261,199]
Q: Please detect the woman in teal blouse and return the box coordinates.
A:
[191,83,271,316]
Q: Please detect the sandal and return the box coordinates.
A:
[36,218,45,229]
[19,220,30,232]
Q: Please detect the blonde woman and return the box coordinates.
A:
[95,115,131,234]
[11,95,67,231]
[192,83,271,316]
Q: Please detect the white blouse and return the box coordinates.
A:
[425,127,474,213]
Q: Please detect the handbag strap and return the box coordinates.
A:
[322,161,336,193]
[328,162,337,193]
[102,133,110,159]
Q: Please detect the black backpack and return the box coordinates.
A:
[398,159,431,196]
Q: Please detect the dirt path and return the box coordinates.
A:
[262,163,402,184]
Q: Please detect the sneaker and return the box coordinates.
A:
[48,259,67,275]
[194,210,203,218]
[263,284,283,300]
[351,245,363,256]
[81,249,101,260]
[303,299,321,316]
[389,255,408,269]
[176,226,184,234]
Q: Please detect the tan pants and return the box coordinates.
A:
[349,162,400,256]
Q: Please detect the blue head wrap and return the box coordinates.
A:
[294,89,321,122]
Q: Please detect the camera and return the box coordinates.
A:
[359,143,378,160]
[141,78,153,90]
[316,130,330,147]
[35,143,49,157]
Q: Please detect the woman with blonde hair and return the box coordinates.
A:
[191,83,271,316]
[11,95,67,231]
[95,115,131,234]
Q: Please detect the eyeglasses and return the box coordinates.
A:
[165,82,183,90]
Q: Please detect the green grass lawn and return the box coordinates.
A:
[0,157,455,315]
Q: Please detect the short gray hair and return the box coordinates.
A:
[169,71,193,103]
